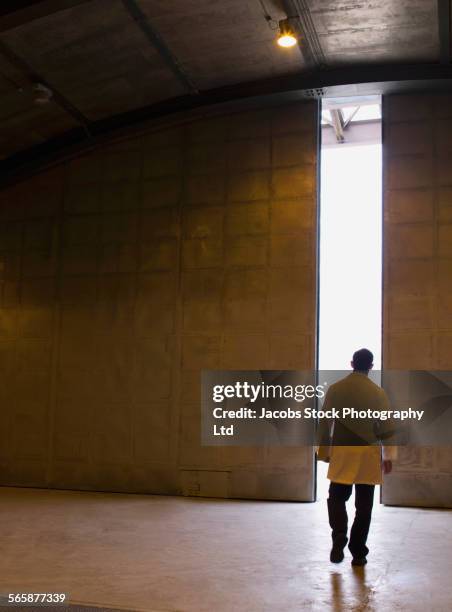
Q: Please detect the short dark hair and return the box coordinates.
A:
[352,348,373,372]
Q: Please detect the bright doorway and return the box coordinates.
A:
[317,96,383,500]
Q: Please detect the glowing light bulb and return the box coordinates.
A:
[277,34,297,48]
[277,19,298,48]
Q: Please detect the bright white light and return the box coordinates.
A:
[352,104,381,122]
[277,34,297,48]
[319,143,382,370]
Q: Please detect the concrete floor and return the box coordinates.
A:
[0,482,451,612]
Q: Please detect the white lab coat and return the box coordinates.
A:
[318,372,397,485]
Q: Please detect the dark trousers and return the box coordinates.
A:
[327,482,375,559]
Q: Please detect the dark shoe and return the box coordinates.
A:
[351,557,367,566]
[330,534,348,563]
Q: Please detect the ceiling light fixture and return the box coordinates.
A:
[33,82,53,105]
[277,18,298,48]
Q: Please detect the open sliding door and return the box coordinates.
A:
[382,93,452,507]
[0,100,319,501]
[179,101,319,501]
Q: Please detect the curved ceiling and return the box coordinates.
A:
[0,0,449,179]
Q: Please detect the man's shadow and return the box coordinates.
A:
[330,566,372,611]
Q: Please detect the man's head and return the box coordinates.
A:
[351,348,374,373]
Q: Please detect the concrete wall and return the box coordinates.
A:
[0,101,318,500]
[382,93,452,507]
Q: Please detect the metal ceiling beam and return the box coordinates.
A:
[0,39,91,135]
[329,109,345,143]
[0,0,93,33]
[121,0,198,95]
[438,0,451,64]
[322,120,381,148]
[282,0,326,69]
[3,61,452,183]
[327,107,363,143]
[342,106,360,128]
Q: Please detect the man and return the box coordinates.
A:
[318,348,396,567]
